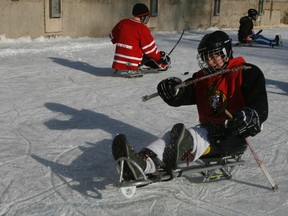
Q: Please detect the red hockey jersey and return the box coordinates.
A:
[164,56,268,126]
[193,57,247,125]
[110,18,161,71]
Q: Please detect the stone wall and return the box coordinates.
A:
[0,0,44,38]
[0,0,287,38]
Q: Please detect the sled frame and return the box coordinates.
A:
[114,155,245,188]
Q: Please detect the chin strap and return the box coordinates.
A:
[139,148,168,172]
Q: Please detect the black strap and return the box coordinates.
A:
[139,148,168,171]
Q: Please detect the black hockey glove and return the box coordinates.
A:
[225,107,262,138]
[157,51,171,71]
[159,51,171,64]
[157,77,182,103]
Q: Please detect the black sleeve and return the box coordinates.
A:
[164,76,197,107]
[238,17,253,39]
[241,63,268,124]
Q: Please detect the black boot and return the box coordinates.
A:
[163,123,194,171]
[275,35,280,46]
[112,134,147,181]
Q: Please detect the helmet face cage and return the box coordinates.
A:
[140,15,150,24]
[197,47,230,74]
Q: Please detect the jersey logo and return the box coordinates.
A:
[208,82,227,115]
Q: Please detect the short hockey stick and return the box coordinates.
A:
[247,29,263,40]
[142,65,251,102]
[255,29,263,35]
[252,29,263,41]
[225,109,278,191]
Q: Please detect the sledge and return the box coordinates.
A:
[234,42,281,48]
[114,68,165,78]
[234,34,283,48]
[114,154,245,198]
[113,68,166,78]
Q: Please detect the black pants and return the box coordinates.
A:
[140,55,159,69]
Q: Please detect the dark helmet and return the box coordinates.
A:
[132,3,150,24]
[197,31,233,74]
[132,3,150,17]
[198,31,232,58]
[248,8,258,19]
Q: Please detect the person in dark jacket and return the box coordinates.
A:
[112,30,269,180]
[238,9,281,47]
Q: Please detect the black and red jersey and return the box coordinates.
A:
[165,57,268,126]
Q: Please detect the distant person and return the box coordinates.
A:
[109,3,170,73]
[238,9,281,47]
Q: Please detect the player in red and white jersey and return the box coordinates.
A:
[109,3,170,72]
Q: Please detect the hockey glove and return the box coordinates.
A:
[157,77,182,103]
[159,51,171,64]
[246,35,254,43]
[157,51,171,71]
[225,107,262,138]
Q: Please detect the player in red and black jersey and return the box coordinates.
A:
[112,31,268,180]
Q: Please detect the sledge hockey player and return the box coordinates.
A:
[112,30,268,181]
[109,3,171,75]
[238,9,281,47]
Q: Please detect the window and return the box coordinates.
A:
[258,0,264,15]
[214,0,221,16]
[50,0,61,18]
[150,0,158,17]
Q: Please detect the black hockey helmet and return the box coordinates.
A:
[198,31,232,59]
[248,9,258,20]
[132,3,150,24]
[132,3,150,17]
[197,31,233,74]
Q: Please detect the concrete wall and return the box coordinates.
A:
[0,0,44,38]
[154,0,213,31]
[62,0,147,37]
[1,0,288,38]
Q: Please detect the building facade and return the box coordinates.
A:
[1,0,288,38]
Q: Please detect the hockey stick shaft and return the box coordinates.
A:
[168,29,185,55]
[175,65,250,89]
[252,29,263,41]
[225,110,278,191]
[255,29,263,35]
[142,65,251,102]
[246,139,278,190]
